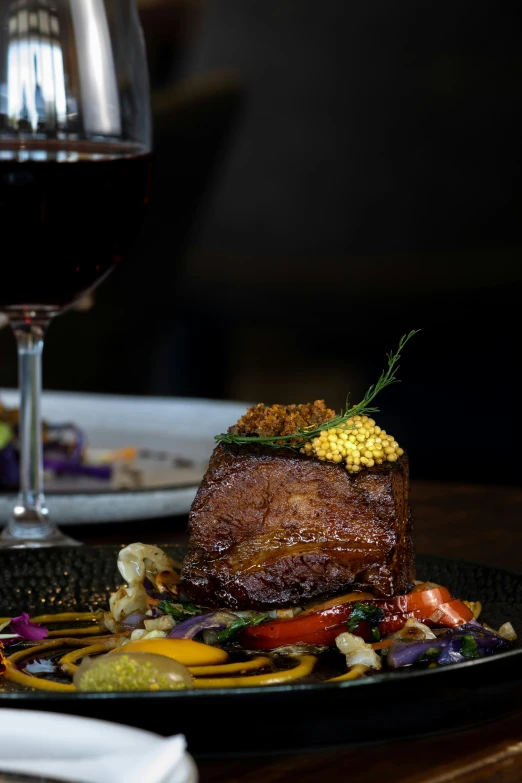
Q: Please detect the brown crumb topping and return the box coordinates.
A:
[233,400,336,439]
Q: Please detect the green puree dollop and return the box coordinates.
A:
[76,654,189,692]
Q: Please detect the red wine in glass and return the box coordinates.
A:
[0,141,152,318]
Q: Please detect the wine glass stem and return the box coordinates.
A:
[9,323,51,538]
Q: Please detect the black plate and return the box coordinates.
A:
[0,546,521,755]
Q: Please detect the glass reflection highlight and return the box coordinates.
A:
[7,2,67,132]
[70,0,121,136]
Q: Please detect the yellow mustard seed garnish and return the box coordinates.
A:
[302,415,404,473]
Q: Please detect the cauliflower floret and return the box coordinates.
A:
[123,629,169,644]
[116,543,176,587]
[109,584,148,623]
[498,622,517,641]
[335,632,382,670]
[109,543,178,623]
[102,612,120,634]
[144,615,176,632]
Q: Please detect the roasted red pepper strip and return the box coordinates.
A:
[379,600,473,634]
[375,587,453,619]
[241,604,417,649]
[428,599,474,627]
[239,604,369,649]
[240,589,472,650]
[378,612,422,636]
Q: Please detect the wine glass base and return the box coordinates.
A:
[0,526,82,549]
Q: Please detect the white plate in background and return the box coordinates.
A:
[0,390,248,525]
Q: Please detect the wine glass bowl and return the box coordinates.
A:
[0,0,152,547]
[0,141,152,319]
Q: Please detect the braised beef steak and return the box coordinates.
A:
[181,443,415,609]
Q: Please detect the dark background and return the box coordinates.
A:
[0,0,521,486]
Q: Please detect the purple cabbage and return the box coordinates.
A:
[120,612,147,630]
[9,613,49,642]
[458,624,510,654]
[458,621,507,641]
[168,612,236,640]
[436,638,467,665]
[388,622,512,669]
[388,639,448,668]
[42,457,112,480]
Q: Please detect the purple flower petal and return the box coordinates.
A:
[10,613,49,641]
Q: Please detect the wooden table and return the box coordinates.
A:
[64,479,522,783]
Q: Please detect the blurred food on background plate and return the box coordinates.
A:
[0,399,206,493]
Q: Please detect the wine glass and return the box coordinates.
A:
[0,0,152,548]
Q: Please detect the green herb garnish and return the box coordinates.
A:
[215,330,419,449]
[418,647,442,663]
[215,614,270,644]
[458,634,480,660]
[158,599,201,621]
[346,602,385,633]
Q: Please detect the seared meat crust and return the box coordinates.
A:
[181,443,415,609]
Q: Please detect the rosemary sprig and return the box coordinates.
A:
[215,330,420,449]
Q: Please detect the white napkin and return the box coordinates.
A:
[0,709,198,783]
